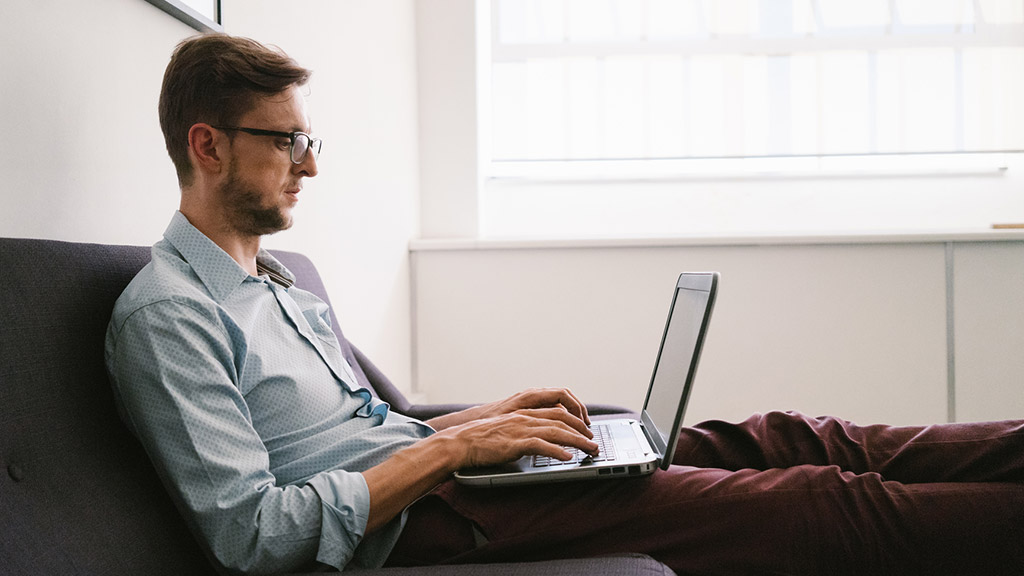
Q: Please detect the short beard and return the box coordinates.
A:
[218,158,292,237]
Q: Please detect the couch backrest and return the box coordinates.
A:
[0,237,397,575]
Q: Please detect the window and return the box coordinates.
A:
[484,0,1024,180]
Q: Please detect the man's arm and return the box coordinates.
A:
[365,405,598,533]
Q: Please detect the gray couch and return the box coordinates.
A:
[0,237,675,576]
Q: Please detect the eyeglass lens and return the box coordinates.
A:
[291,134,322,164]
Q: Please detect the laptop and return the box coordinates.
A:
[453,272,719,487]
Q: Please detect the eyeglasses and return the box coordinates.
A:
[213,126,322,165]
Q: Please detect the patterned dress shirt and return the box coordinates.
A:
[105,211,433,574]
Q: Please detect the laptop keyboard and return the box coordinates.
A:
[532,424,616,467]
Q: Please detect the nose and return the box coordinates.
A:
[295,149,318,178]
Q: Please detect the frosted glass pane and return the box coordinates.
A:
[875,52,903,153]
[648,0,704,38]
[762,55,793,155]
[721,56,748,156]
[530,0,566,42]
[759,0,794,37]
[566,0,616,40]
[898,0,974,26]
[688,56,728,156]
[491,63,529,158]
[648,57,687,157]
[615,0,647,39]
[789,53,819,155]
[818,0,890,28]
[742,56,770,156]
[963,49,1002,150]
[791,0,816,35]
[706,0,756,35]
[820,52,872,153]
[964,48,1024,149]
[978,0,1024,23]
[526,60,566,158]
[497,0,528,44]
[1003,49,1024,148]
[566,58,602,158]
[497,0,564,43]
[603,58,646,157]
[901,49,957,151]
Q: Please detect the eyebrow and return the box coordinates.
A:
[271,126,312,135]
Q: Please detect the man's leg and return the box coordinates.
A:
[674,411,1024,482]
[389,413,1024,574]
[394,466,1023,575]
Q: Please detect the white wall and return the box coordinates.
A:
[415,0,480,239]
[411,235,1024,426]
[0,0,421,393]
[0,0,186,244]
[953,241,1024,422]
[411,239,947,426]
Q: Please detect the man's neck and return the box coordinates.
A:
[178,208,261,276]
[210,232,261,277]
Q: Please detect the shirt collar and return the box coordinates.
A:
[256,252,295,288]
[162,211,294,302]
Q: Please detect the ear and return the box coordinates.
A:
[187,123,225,175]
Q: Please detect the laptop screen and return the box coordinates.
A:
[641,273,718,465]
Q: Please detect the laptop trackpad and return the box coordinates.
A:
[606,420,643,453]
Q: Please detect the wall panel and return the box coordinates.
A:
[953,242,1024,422]
[413,242,949,426]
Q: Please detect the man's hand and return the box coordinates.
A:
[476,387,592,427]
[426,387,591,432]
[437,406,598,469]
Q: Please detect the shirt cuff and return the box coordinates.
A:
[306,470,371,570]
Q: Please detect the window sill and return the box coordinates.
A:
[409,227,1024,252]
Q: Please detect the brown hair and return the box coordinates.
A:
[158,34,312,187]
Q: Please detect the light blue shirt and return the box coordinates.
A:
[105,212,434,574]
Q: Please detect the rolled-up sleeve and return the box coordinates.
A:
[107,299,371,574]
[306,471,370,568]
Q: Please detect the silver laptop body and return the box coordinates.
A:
[453,272,719,487]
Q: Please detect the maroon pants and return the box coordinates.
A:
[387,412,1024,575]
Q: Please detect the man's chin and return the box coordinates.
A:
[261,218,293,236]
[263,219,293,236]
[243,209,293,237]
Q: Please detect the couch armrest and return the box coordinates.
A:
[401,402,635,422]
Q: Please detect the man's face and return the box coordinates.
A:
[217,85,318,237]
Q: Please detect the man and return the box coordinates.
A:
[106,33,1024,575]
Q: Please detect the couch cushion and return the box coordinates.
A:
[0,238,217,575]
[0,239,396,575]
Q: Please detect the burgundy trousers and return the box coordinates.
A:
[387,411,1024,575]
